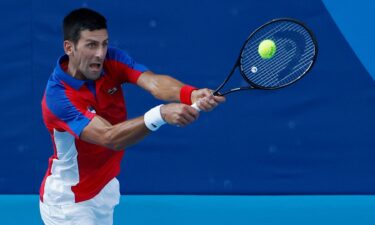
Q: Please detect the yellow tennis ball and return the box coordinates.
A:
[258,39,276,59]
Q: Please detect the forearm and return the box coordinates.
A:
[100,101,202,149]
[136,70,225,112]
[81,102,200,151]
[155,75,184,101]
[137,71,184,102]
[106,117,150,150]
[81,115,151,151]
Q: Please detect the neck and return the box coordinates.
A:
[67,60,85,80]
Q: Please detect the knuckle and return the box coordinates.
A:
[180,104,188,111]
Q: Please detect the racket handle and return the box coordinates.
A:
[191,102,201,111]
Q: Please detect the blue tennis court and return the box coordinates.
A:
[2,195,375,225]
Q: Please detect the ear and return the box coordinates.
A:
[63,40,74,56]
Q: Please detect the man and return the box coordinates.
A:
[39,8,225,225]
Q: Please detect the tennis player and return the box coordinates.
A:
[39,8,225,225]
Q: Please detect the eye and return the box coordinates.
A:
[87,43,97,48]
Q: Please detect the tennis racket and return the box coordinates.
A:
[192,18,318,110]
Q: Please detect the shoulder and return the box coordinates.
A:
[43,75,83,119]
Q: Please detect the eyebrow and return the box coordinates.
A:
[85,39,109,43]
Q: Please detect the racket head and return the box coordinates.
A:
[239,18,318,90]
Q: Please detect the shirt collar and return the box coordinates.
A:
[53,55,86,90]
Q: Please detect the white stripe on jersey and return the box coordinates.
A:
[42,129,79,205]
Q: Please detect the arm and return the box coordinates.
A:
[136,71,183,102]
[80,115,149,151]
[137,71,226,111]
[80,104,199,151]
[80,71,224,150]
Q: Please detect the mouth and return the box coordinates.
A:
[89,63,102,71]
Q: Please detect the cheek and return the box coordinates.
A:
[82,52,95,63]
[74,48,95,68]
[78,54,91,66]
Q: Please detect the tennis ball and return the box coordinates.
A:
[258,39,276,59]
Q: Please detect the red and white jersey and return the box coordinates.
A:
[40,47,147,204]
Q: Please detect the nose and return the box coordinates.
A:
[95,46,107,60]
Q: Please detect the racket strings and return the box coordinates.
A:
[240,20,316,88]
[243,39,298,85]
[242,23,298,85]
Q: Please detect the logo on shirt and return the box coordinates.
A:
[87,106,96,114]
[107,87,118,95]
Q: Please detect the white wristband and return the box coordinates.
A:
[144,104,166,131]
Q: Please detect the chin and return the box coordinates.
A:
[85,72,101,80]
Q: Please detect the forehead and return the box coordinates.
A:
[79,29,108,42]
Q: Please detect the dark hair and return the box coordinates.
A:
[63,8,107,44]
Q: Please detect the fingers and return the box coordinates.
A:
[191,88,214,103]
[196,96,217,112]
[159,87,226,128]
[213,95,226,103]
[175,106,199,126]
[195,94,226,112]
[199,88,213,97]
[161,103,199,127]
[191,88,226,112]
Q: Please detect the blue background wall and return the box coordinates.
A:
[1,0,375,196]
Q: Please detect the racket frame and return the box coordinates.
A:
[214,18,318,96]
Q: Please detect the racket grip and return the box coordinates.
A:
[191,102,201,111]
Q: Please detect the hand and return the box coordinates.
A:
[191,88,226,112]
[160,103,199,127]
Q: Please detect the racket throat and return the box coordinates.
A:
[219,86,254,96]
[214,60,240,95]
